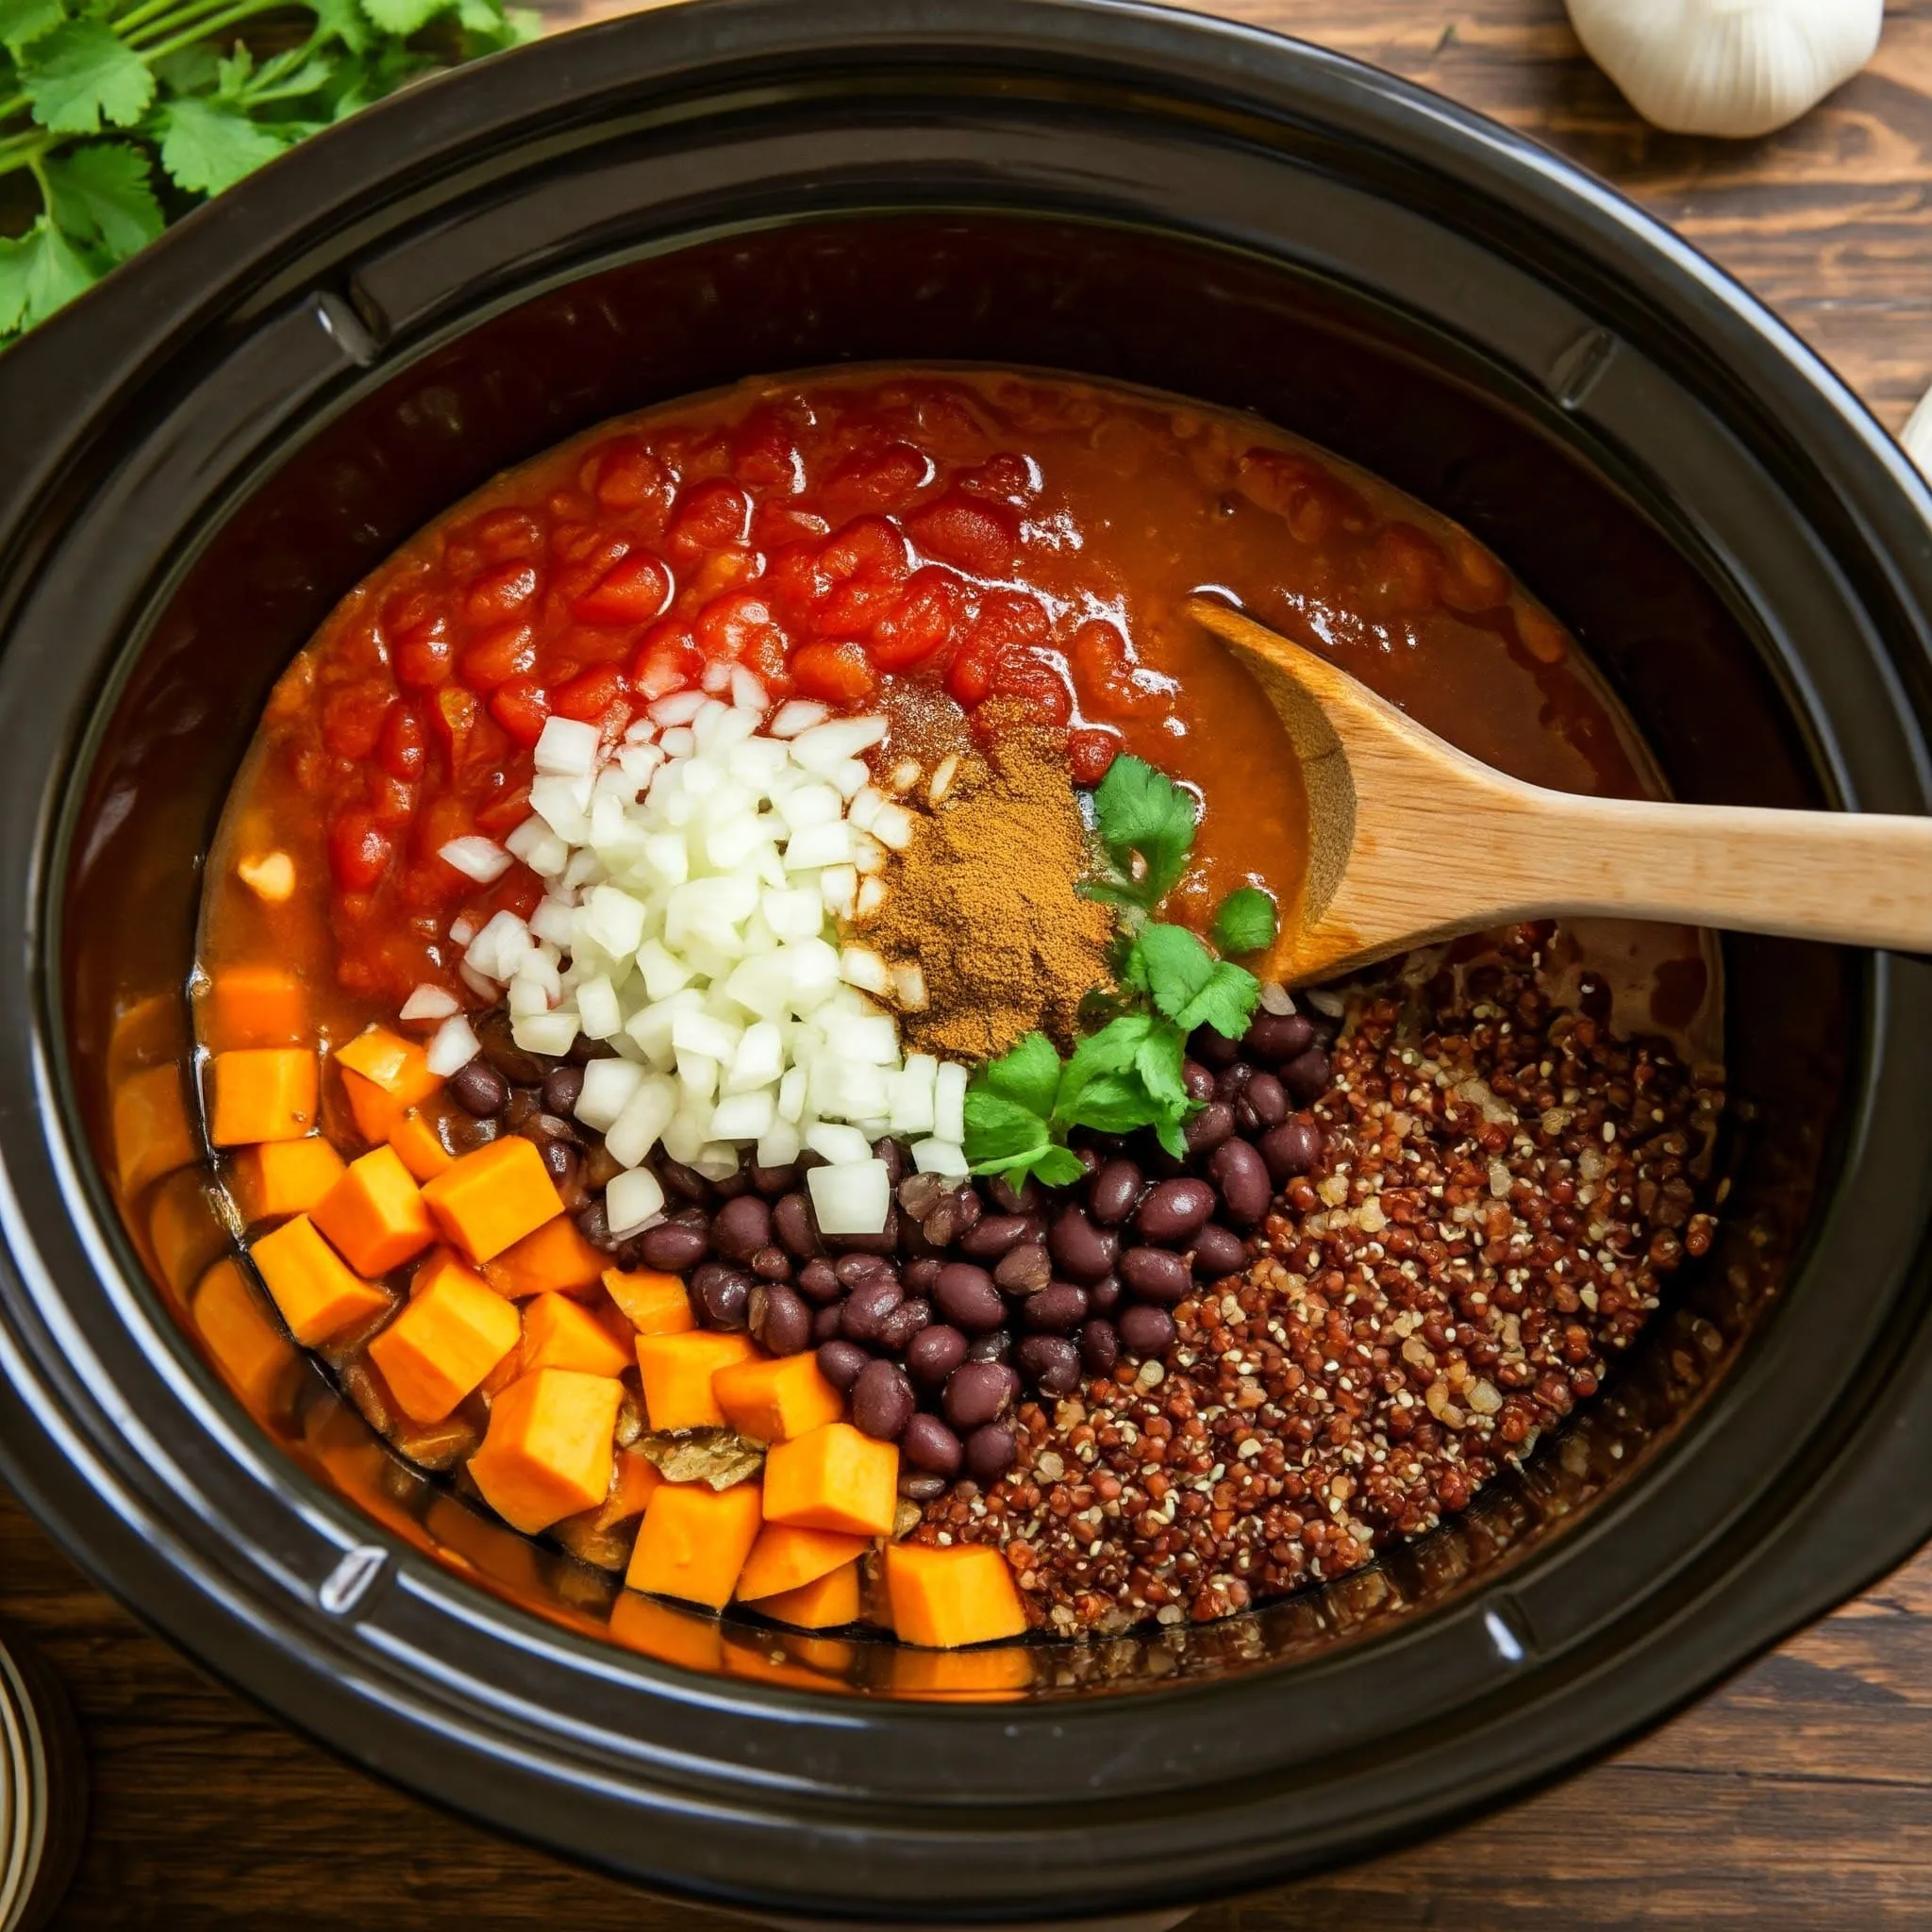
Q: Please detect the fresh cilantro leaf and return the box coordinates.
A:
[1174,959,1261,1041]
[1054,1013,1150,1120]
[1212,886,1278,956]
[1155,1113,1190,1161]
[1027,1143,1088,1189]
[359,0,451,35]
[1124,922,1217,1022]
[1133,1020,1190,1112]
[1085,753,1196,909]
[43,142,162,257]
[213,41,252,95]
[0,217,97,336]
[158,95,288,193]
[150,44,219,93]
[1058,1071,1166,1135]
[962,1088,1052,1163]
[22,18,154,131]
[0,0,61,57]
[309,0,370,54]
[980,1030,1062,1119]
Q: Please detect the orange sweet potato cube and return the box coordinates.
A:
[713,1354,843,1446]
[388,1109,454,1181]
[484,1216,606,1298]
[634,1331,758,1432]
[113,1062,198,1197]
[608,1591,724,1673]
[311,1143,436,1276]
[335,1025,441,1106]
[410,1244,485,1300]
[735,1523,870,1603]
[466,1367,623,1534]
[884,1541,1029,1649]
[250,1213,392,1346]
[341,1067,403,1145]
[761,1423,897,1538]
[208,1048,318,1146]
[625,1478,763,1610]
[519,1291,633,1377]
[755,1563,861,1631]
[597,1447,662,1530]
[203,965,306,1051]
[369,1258,521,1424]
[192,1258,299,1412]
[421,1136,564,1262]
[601,1267,695,1336]
[230,1136,346,1224]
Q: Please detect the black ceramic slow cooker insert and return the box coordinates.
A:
[3,0,1932,1920]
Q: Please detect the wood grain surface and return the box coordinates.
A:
[10,1,1932,1926]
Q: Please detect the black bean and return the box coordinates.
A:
[988,1174,1042,1215]
[692,1263,752,1330]
[906,1324,968,1387]
[1135,1177,1216,1244]
[1237,1071,1289,1131]
[749,1282,812,1356]
[811,1302,843,1343]
[1079,1319,1119,1377]
[541,1065,584,1117]
[839,1276,904,1342]
[710,1193,774,1262]
[1016,1334,1082,1396]
[965,1328,1013,1363]
[565,1033,612,1065]
[1088,1273,1123,1315]
[851,1358,915,1441]
[902,1412,963,1477]
[1021,1281,1089,1333]
[1212,1062,1254,1107]
[773,1191,822,1259]
[1243,1010,1315,1064]
[751,1160,798,1196]
[636,1218,708,1273]
[903,1258,941,1293]
[1188,1025,1240,1069]
[958,1214,1032,1260]
[934,1262,1004,1332]
[658,1158,712,1206]
[474,1009,549,1086]
[1120,1247,1191,1305]
[1182,1101,1235,1157]
[963,1423,1017,1486]
[828,1208,898,1257]
[816,1339,869,1392]
[1118,1303,1176,1357]
[1281,1045,1333,1106]
[504,1091,541,1134]
[534,1137,578,1189]
[1047,1206,1118,1282]
[1208,1137,1273,1225]
[448,1058,508,1117]
[750,1245,792,1282]
[835,1252,896,1289]
[923,1185,981,1249]
[794,1257,841,1305]
[993,1241,1052,1295]
[899,1172,952,1219]
[710,1163,753,1201]
[876,1297,932,1353]
[943,1360,1018,1429]
[1260,1118,1324,1181]
[898,1472,948,1502]
[1084,1164,1139,1234]
[874,1137,908,1188]
[574,1200,618,1253]
[1191,1223,1248,1278]
[1182,1058,1217,1102]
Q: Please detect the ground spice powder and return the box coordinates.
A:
[864,731,1115,1060]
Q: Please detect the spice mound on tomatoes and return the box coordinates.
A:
[186,367,1726,1652]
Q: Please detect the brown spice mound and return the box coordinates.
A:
[863,730,1115,1059]
[910,927,1725,1634]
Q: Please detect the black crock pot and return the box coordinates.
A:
[5,0,1932,1921]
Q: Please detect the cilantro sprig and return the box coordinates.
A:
[0,0,535,349]
[964,752,1279,1190]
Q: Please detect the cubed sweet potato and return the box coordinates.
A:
[112,1062,197,1197]
[761,1423,898,1538]
[598,1447,662,1530]
[884,1541,1029,1649]
[341,1066,404,1145]
[388,1109,454,1181]
[203,965,306,1051]
[250,1213,392,1346]
[192,1257,299,1412]
[608,1591,724,1673]
[484,1216,606,1298]
[713,1353,843,1445]
[634,1331,759,1432]
[519,1291,634,1377]
[625,1477,763,1609]
[208,1048,318,1146]
[311,1143,436,1276]
[466,1366,623,1534]
[368,1257,521,1424]
[753,1563,860,1631]
[735,1523,869,1603]
[886,1646,1036,1701]
[335,1025,441,1105]
[230,1136,346,1224]
[421,1136,564,1262]
[145,1169,226,1295]
[601,1266,696,1335]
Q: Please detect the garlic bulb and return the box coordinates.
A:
[1566,0,1881,139]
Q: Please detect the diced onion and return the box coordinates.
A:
[425,1014,482,1077]
[438,836,511,884]
[805,1122,874,1166]
[891,960,927,1011]
[910,1138,970,1178]
[767,699,828,738]
[606,1167,666,1237]
[934,1062,968,1145]
[807,1158,891,1234]
[650,689,708,726]
[399,984,459,1024]
[839,944,891,996]
[533,715,600,778]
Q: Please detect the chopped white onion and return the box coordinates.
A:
[910,1138,970,1178]
[575,1058,645,1132]
[605,1167,666,1237]
[533,715,600,778]
[934,1061,968,1145]
[425,1014,482,1077]
[767,699,828,739]
[399,983,459,1024]
[650,689,708,726]
[807,1158,891,1235]
[438,836,512,884]
[806,1122,874,1166]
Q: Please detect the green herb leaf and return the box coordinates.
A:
[980,1030,1063,1119]
[22,18,155,131]
[158,95,288,193]
[1174,959,1261,1041]
[1027,1143,1089,1189]
[1211,886,1278,956]
[1124,922,1216,1021]
[0,217,97,335]
[1132,1020,1190,1112]
[358,0,451,36]
[1086,753,1196,909]
[0,0,61,58]
[42,141,162,257]
[962,1089,1054,1169]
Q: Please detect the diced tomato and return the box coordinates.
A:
[989,646,1074,727]
[791,641,877,705]
[463,560,541,626]
[575,551,671,625]
[551,521,631,568]
[958,451,1035,504]
[426,685,478,774]
[458,623,538,691]
[906,492,1019,576]
[1069,618,1169,720]
[321,680,394,761]
[489,675,551,747]
[630,619,703,700]
[944,635,999,708]
[872,566,965,670]
[586,438,675,521]
[473,509,546,560]
[328,808,392,892]
[391,615,453,690]
[1067,726,1122,786]
[752,500,830,551]
[1359,522,1446,618]
[474,785,531,839]
[368,771,417,830]
[731,407,805,491]
[378,702,426,781]
[550,664,631,723]
[823,441,930,516]
[696,589,789,664]
[666,479,752,560]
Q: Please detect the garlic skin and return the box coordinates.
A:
[1566,0,1882,139]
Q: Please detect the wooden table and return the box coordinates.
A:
[10,1,1932,1924]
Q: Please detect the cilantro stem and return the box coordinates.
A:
[132,0,285,56]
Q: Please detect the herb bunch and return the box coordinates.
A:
[0,0,534,347]
[962,755,1281,1190]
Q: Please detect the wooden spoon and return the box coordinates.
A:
[1188,596,1932,985]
